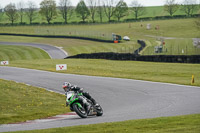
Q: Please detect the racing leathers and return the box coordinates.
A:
[65,85,97,110]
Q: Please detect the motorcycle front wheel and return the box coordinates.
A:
[73,103,87,118]
[96,105,103,116]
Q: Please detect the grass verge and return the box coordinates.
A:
[7,114,200,133]
[9,59,200,86]
[0,79,69,124]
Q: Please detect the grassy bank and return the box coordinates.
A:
[0,45,50,60]
[8,59,200,86]
[0,79,69,124]
[8,114,200,133]
[1,19,199,38]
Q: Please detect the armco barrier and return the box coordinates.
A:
[66,53,200,63]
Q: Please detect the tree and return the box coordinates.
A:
[4,3,18,25]
[40,0,57,24]
[97,0,104,22]
[87,0,97,23]
[0,5,4,22]
[75,0,90,22]
[195,11,200,29]
[181,0,198,16]
[114,0,128,21]
[164,0,179,16]
[59,0,73,24]
[199,0,200,9]
[130,0,145,20]
[17,1,25,24]
[103,0,117,22]
[26,1,37,24]
[196,17,200,29]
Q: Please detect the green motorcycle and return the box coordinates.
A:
[66,91,103,118]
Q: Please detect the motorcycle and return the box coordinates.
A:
[66,91,103,118]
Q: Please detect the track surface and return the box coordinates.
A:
[0,42,68,59]
[0,66,200,132]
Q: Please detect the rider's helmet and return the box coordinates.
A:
[62,82,71,92]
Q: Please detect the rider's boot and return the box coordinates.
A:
[91,98,100,108]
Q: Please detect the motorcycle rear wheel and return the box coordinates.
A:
[73,103,87,118]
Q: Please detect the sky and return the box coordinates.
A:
[0,0,198,8]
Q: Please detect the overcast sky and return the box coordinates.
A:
[0,0,198,8]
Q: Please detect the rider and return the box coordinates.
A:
[62,82,99,111]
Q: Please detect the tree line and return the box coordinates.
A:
[0,0,199,25]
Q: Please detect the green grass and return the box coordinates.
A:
[0,45,50,61]
[8,59,200,87]
[0,15,199,132]
[0,18,199,55]
[0,36,140,56]
[7,114,200,133]
[0,79,69,124]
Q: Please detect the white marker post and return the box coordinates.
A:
[1,61,9,65]
[56,64,67,71]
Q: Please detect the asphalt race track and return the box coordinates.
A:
[0,42,68,59]
[0,66,200,132]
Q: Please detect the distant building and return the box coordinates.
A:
[0,9,4,12]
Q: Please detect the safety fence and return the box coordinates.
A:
[134,40,146,55]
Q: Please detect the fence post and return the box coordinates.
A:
[186,45,187,55]
[178,44,179,55]
[171,44,172,55]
